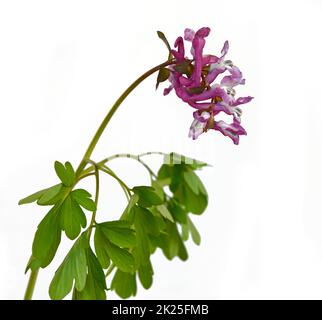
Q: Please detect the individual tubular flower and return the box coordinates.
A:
[214,118,247,145]
[190,109,247,145]
[158,27,253,145]
[220,65,245,88]
[189,111,211,140]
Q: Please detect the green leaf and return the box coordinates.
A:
[138,260,153,289]
[25,255,41,273]
[158,164,181,195]
[156,204,174,222]
[54,161,75,187]
[156,67,170,90]
[135,206,160,236]
[158,163,174,180]
[104,240,135,273]
[19,188,49,205]
[151,179,165,198]
[183,171,201,195]
[155,177,171,187]
[158,162,208,215]
[32,205,62,268]
[37,183,64,206]
[133,206,160,266]
[128,193,139,209]
[94,227,135,273]
[183,170,207,196]
[111,269,137,299]
[65,162,75,184]
[54,161,68,184]
[60,196,87,240]
[99,222,136,248]
[71,189,96,212]
[94,227,111,269]
[120,194,139,221]
[186,159,209,171]
[132,186,164,207]
[157,30,172,56]
[133,207,151,264]
[150,209,167,233]
[164,152,209,169]
[168,199,187,223]
[187,86,205,94]
[188,216,201,245]
[72,188,91,198]
[178,238,188,261]
[160,221,188,261]
[174,181,208,215]
[49,234,88,300]
[73,248,106,300]
[181,223,189,241]
[165,222,180,259]
[174,61,193,77]
[99,220,131,228]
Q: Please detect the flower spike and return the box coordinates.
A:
[159,27,254,144]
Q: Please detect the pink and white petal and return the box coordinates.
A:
[205,66,226,84]
[184,28,195,41]
[213,102,234,116]
[193,110,211,122]
[163,85,174,96]
[214,119,247,145]
[188,101,213,109]
[221,40,229,57]
[189,118,207,140]
[220,75,236,87]
[195,27,211,38]
[221,75,245,87]
[190,36,206,85]
[231,65,242,77]
[189,85,226,102]
[202,54,219,65]
[174,86,194,103]
[179,75,193,86]
[172,36,185,62]
[221,66,245,87]
[231,96,254,106]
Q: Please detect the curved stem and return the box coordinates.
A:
[105,263,115,277]
[98,164,131,201]
[138,151,167,158]
[100,153,157,178]
[81,152,159,180]
[99,165,131,195]
[75,60,174,177]
[137,159,156,179]
[76,171,95,182]
[24,268,39,300]
[87,160,100,239]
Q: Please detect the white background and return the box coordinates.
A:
[1,0,322,300]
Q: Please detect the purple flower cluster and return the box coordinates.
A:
[163,27,253,145]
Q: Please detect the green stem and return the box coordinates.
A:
[81,152,161,180]
[24,268,39,300]
[138,151,167,157]
[105,263,115,277]
[87,160,100,238]
[75,60,174,177]
[101,153,157,177]
[99,165,131,194]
